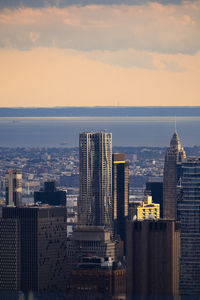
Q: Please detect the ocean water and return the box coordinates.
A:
[0,116,199,147]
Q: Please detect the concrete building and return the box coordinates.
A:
[126,219,180,297]
[2,206,68,292]
[68,256,126,298]
[163,131,186,219]
[178,157,200,295]
[129,195,160,221]
[78,132,113,233]
[5,170,22,206]
[34,181,66,206]
[112,153,129,242]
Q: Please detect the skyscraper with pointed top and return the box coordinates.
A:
[163,129,186,219]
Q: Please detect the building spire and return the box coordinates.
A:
[174,115,177,133]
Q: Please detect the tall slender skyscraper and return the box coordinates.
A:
[163,131,186,219]
[112,153,129,242]
[78,132,113,232]
[5,170,22,206]
[178,157,200,295]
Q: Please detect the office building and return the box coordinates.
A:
[68,256,126,298]
[34,181,66,206]
[146,178,163,217]
[112,153,129,242]
[5,170,22,206]
[129,195,160,221]
[163,131,186,219]
[127,219,180,297]
[0,219,20,291]
[178,157,200,295]
[78,132,113,232]
[2,206,68,292]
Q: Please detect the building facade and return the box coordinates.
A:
[129,195,160,221]
[2,206,68,292]
[5,170,22,206]
[126,219,180,297]
[112,153,129,242]
[0,219,20,291]
[34,181,66,206]
[78,132,113,232]
[163,131,186,219]
[178,157,200,295]
[146,178,163,217]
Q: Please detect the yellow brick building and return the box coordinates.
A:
[133,195,160,220]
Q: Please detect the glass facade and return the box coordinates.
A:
[178,158,200,295]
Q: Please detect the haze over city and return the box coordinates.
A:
[0,0,200,107]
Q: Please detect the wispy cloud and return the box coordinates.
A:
[0,2,199,54]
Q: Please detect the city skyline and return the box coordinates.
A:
[0,0,200,107]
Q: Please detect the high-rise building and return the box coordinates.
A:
[178,157,200,295]
[5,170,22,206]
[112,153,129,242]
[126,219,180,297]
[34,181,66,206]
[163,131,186,219]
[2,206,68,292]
[78,132,113,232]
[146,178,163,217]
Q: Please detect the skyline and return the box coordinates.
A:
[0,0,200,107]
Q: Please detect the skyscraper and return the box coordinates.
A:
[112,153,129,242]
[78,132,113,232]
[126,219,180,297]
[178,157,200,295]
[163,131,186,219]
[5,170,22,206]
[2,206,68,292]
[146,178,163,217]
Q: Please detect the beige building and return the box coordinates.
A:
[5,170,22,206]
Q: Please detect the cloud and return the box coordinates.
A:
[0,0,185,9]
[0,2,199,54]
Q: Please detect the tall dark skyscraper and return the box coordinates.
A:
[126,219,180,297]
[146,178,163,217]
[34,181,66,206]
[178,157,200,295]
[112,153,129,242]
[2,206,68,292]
[78,132,113,232]
[5,170,22,206]
[163,130,186,219]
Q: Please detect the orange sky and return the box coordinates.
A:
[0,2,200,107]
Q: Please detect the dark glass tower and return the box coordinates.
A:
[112,153,129,242]
[34,181,66,206]
[163,131,186,219]
[178,157,200,295]
[2,206,68,292]
[78,132,113,233]
[146,178,163,217]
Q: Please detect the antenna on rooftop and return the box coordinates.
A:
[174,115,177,133]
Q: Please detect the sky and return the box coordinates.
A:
[0,0,200,107]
